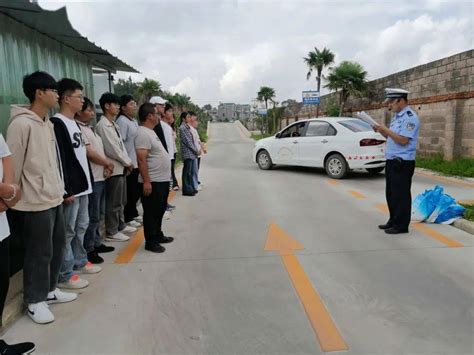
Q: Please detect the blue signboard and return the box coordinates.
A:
[302,90,320,105]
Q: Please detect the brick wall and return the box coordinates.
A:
[282,50,474,159]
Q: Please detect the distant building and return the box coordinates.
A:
[216,103,251,121]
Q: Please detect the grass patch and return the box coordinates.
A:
[251,133,272,140]
[416,154,474,177]
[460,204,474,222]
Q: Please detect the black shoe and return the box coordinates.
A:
[95,244,115,253]
[158,236,174,244]
[378,223,392,230]
[145,243,165,253]
[167,204,176,210]
[385,228,409,235]
[87,251,104,264]
[0,340,36,354]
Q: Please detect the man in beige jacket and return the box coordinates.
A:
[95,93,134,242]
[6,71,77,325]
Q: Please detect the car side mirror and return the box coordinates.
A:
[275,132,281,138]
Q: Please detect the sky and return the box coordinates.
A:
[38,0,473,107]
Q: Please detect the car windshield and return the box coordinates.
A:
[339,119,373,132]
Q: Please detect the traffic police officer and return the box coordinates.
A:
[374,88,420,234]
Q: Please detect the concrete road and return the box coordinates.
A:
[3,122,473,355]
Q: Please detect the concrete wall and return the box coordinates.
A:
[282,50,474,159]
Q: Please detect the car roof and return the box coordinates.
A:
[289,117,357,124]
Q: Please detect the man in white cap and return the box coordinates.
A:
[149,96,169,152]
[373,88,420,235]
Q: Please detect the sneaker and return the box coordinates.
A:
[197,185,203,191]
[144,243,165,253]
[46,288,77,304]
[128,220,141,228]
[77,262,102,274]
[172,186,179,191]
[106,232,130,242]
[96,244,115,253]
[88,251,104,264]
[163,211,171,220]
[0,340,36,354]
[27,302,54,324]
[121,226,137,233]
[167,204,176,210]
[134,216,143,223]
[58,275,89,289]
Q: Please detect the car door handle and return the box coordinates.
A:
[321,139,328,143]
[292,140,298,144]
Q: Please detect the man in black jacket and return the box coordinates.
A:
[149,96,168,151]
[51,79,101,290]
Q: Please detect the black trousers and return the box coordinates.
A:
[171,154,178,188]
[124,168,140,223]
[140,182,169,245]
[7,206,66,304]
[0,237,9,325]
[385,159,416,230]
[182,159,195,195]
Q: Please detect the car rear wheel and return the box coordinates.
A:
[366,167,385,175]
[257,150,273,170]
[325,153,348,179]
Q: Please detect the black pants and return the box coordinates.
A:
[0,237,9,325]
[182,159,195,195]
[385,159,416,230]
[140,182,169,245]
[124,168,140,223]
[7,206,66,304]
[171,154,178,188]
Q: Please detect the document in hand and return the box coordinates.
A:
[356,111,378,127]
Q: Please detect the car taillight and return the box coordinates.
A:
[360,139,385,146]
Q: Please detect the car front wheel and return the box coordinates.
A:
[325,153,348,179]
[257,150,273,170]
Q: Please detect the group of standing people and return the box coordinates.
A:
[0,69,206,353]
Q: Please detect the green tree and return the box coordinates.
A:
[114,77,140,98]
[324,61,369,116]
[257,86,276,133]
[136,78,162,104]
[303,47,335,117]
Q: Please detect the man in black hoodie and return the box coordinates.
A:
[51,79,101,290]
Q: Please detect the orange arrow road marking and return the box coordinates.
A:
[265,223,348,352]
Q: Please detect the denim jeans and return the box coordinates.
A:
[192,159,199,191]
[7,206,66,304]
[84,181,105,253]
[59,195,89,282]
[182,159,195,195]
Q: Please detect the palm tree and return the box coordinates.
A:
[303,47,335,117]
[324,61,369,116]
[257,86,276,133]
[136,78,162,104]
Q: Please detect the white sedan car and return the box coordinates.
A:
[253,117,386,179]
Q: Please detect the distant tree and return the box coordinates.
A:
[303,47,335,117]
[114,77,140,98]
[202,104,212,111]
[136,78,162,104]
[325,61,369,116]
[257,86,276,133]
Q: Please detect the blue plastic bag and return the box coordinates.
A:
[411,185,444,222]
[435,204,466,224]
[426,193,456,223]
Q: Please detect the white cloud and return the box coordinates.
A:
[169,77,200,97]
[354,14,472,79]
